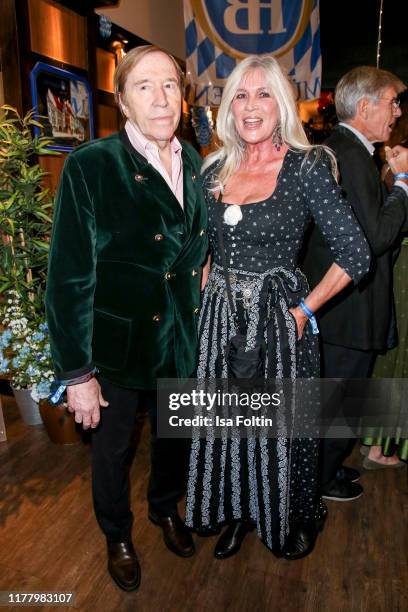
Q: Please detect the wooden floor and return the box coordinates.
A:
[0,394,407,612]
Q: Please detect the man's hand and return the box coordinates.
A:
[385,145,408,177]
[67,378,109,429]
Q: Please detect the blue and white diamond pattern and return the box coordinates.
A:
[184,0,321,106]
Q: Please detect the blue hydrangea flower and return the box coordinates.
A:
[0,357,10,373]
[0,329,12,349]
[37,380,51,396]
[32,332,45,342]
[20,345,30,357]
[12,357,22,368]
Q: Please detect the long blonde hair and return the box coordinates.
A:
[203,55,336,190]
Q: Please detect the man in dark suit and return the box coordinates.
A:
[303,67,408,501]
[45,46,207,591]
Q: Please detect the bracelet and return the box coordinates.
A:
[48,369,97,405]
[299,299,319,335]
[394,173,408,180]
[48,384,66,405]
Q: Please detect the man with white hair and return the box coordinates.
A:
[304,66,408,502]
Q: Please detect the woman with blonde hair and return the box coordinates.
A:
[185,55,371,560]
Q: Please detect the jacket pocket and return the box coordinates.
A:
[92,309,132,371]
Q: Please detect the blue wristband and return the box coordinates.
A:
[49,384,66,405]
[48,368,98,405]
[299,299,319,335]
[394,173,408,180]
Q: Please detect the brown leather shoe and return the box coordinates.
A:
[107,541,141,591]
[149,511,195,558]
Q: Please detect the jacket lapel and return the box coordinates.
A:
[119,129,185,222]
[334,125,374,160]
[334,124,381,178]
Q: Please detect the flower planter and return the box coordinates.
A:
[39,400,81,445]
[12,388,43,426]
[0,106,58,425]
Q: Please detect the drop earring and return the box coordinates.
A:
[272,123,283,151]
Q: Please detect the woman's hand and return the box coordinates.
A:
[288,306,308,339]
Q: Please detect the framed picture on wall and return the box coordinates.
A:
[30,62,94,152]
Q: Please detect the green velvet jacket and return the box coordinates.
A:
[45,130,208,389]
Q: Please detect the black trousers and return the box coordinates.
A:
[91,377,190,543]
[320,342,375,486]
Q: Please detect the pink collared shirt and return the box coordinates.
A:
[125,120,184,208]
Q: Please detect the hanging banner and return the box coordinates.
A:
[184,0,321,106]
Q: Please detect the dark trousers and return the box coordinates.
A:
[91,377,190,543]
[320,342,375,486]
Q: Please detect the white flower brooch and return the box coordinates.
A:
[223,204,243,226]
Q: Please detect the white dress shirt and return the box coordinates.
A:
[125,120,184,208]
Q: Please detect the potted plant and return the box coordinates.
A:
[0,291,53,423]
[0,105,80,442]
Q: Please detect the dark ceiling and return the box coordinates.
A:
[320,0,408,89]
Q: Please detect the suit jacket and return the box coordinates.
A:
[45,130,208,389]
[302,124,408,351]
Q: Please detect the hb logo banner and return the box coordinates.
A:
[184,0,321,106]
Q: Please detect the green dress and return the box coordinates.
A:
[361,238,408,460]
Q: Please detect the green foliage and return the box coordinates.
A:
[0,105,59,316]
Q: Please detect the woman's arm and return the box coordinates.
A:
[201,254,212,290]
[296,148,372,338]
[289,262,351,338]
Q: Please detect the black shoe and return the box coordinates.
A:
[322,478,363,501]
[284,506,327,561]
[283,526,318,560]
[336,466,360,482]
[107,541,141,592]
[214,522,253,560]
[149,511,195,558]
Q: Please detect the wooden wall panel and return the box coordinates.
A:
[96,48,115,93]
[39,153,67,193]
[97,104,119,138]
[0,0,30,113]
[28,0,87,69]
